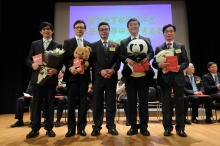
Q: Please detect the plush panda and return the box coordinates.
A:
[122,39,149,77]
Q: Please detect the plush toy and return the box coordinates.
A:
[73,46,92,74]
[122,39,148,77]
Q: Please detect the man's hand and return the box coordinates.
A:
[140,58,148,64]
[101,69,111,78]
[171,65,180,72]
[69,67,78,75]
[46,68,57,77]
[158,62,170,69]
[32,63,42,71]
[127,58,137,67]
[106,69,115,77]
[194,91,203,95]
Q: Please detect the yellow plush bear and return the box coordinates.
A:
[73,46,92,74]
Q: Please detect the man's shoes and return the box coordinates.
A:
[77,130,87,136]
[206,119,214,124]
[54,120,61,127]
[10,120,24,128]
[41,120,46,127]
[65,130,75,137]
[127,128,138,135]
[46,130,56,137]
[26,130,39,138]
[108,128,118,135]
[164,130,171,136]
[185,119,191,124]
[91,129,100,136]
[140,129,150,136]
[191,118,199,123]
[176,130,187,137]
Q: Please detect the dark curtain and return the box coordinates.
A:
[1,0,220,114]
[185,0,220,77]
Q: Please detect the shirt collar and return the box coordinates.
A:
[43,38,52,42]
[101,39,108,43]
[75,36,83,41]
[131,35,139,40]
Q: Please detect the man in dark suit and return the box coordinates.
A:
[120,18,154,136]
[10,81,33,127]
[152,24,189,137]
[184,63,213,124]
[41,70,68,127]
[26,22,62,138]
[202,62,220,121]
[91,22,120,136]
[63,20,92,137]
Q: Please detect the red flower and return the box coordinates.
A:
[195,78,200,81]
[110,42,116,47]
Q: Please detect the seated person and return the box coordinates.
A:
[202,62,220,122]
[116,77,130,126]
[184,63,213,124]
[11,81,33,127]
[42,70,68,127]
[87,68,93,111]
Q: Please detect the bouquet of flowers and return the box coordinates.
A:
[35,48,66,85]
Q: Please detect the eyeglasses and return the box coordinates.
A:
[42,27,51,31]
[164,30,174,33]
[99,28,109,32]
[75,26,85,30]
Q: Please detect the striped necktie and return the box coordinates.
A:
[215,75,219,86]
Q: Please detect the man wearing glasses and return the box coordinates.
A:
[90,22,121,136]
[152,24,189,137]
[63,20,92,137]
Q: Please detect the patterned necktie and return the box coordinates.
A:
[167,43,172,49]
[215,75,219,86]
[44,40,49,49]
[190,76,197,92]
[103,41,107,54]
[77,38,82,46]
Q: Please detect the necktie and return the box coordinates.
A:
[132,37,137,40]
[215,75,219,86]
[103,41,107,54]
[77,38,82,46]
[190,76,197,92]
[167,43,172,49]
[44,40,49,49]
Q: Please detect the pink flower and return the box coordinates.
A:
[110,42,116,47]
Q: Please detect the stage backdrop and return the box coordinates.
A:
[54,1,189,78]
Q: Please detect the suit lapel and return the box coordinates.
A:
[98,40,106,56]
[38,39,45,52]
[46,40,56,51]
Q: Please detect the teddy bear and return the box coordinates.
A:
[121,39,154,79]
[72,46,92,74]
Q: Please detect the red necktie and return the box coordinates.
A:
[167,43,172,49]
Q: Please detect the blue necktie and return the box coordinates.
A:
[215,75,219,86]
[190,76,197,92]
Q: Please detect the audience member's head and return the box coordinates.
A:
[185,63,195,75]
[207,62,218,74]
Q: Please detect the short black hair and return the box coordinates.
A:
[207,62,218,68]
[98,22,110,30]
[73,20,86,29]
[39,22,54,31]
[127,18,140,28]
[162,24,176,33]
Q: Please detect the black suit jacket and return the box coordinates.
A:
[91,40,121,84]
[152,42,189,87]
[26,39,62,85]
[184,75,204,95]
[202,72,220,94]
[120,35,154,80]
[63,37,92,83]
